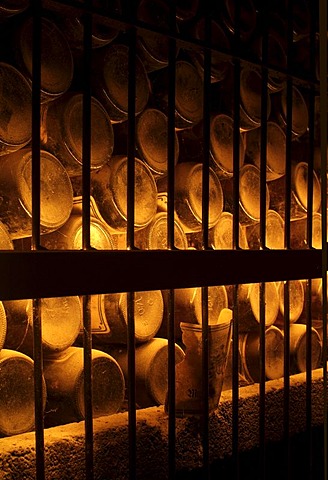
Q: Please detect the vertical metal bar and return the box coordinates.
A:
[32,300,44,480]
[127,7,137,477]
[259,5,268,252]
[31,1,44,479]
[82,294,93,480]
[283,280,291,480]
[127,290,136,480]
[319,1,328,479]
[82,2,93,478]
[259,281,266,480]
[232,2,241,479]
[232,8,241,251]
[167,3,177,478]
[126,25,136,251]
[305,278,313,479]
[284,2,293,252]
[201,9,211,477]
[232,284,239,480]
[82,1,92,251]
[283,0,294,475]
[31,2,41,250]
[306,16,316,251]
[201,4,211,251]
[201,286,209,479]
[167,288,176,478]
[167,0,176,252]
[259,5,269,475]
[304,6,317,476]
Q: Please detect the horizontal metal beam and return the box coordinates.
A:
[0,249,323,300]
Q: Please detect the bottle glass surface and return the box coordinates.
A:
[41,93,114,176]
[0,62,31,156]
[15,16,74,102]
[0,350,47,436]
[174,162,223,233]
[0,148,73,239]
[92,44,150,123]
[43,346,125,426]
[90,155,158,233]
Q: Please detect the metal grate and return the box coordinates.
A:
[0,1,326,479]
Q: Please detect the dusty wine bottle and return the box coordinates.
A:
[291,0,311,41]
[0,220,14,250]
[209,113,245,177]
[216,0,257,43]
[40,213,116,251]
[53,0,122,52]
[87,290,164,344]
[90,155,158,233]
[239,325,285,383]
[187,211,249,250]
[250,33,287,93]
[220,164,270,227]
[239,65,271,131]
[176,286,228,325]
[0,0,29,18]
[134,212,188,250]
[188,17,232,84]
[213,212,248,248]
[40,92,115,177]
[0,62,31,156]
[292,32,321,82]
[267,162,321,221]
[135,108,179,177]
[289,324,322,374]
[219,65,270,132]
[136,0,177,72]
[290,212,323,250]
[105,337,185,408]
[174,162,223,233]
[298,277,326,331]
[91,43,150,123]
[245,209,285,250]
[175,0,200,23]
[271,84,309,138]
[0,349,47,436]
[274,280,305,325]
[151,60,204,130]
[0,148,74,239]
[13,16,74,103]
[237,282,280,332]
[3,296,82,357]
[40,196,115,251]
[245,121,286,181]
[43,346,125,427]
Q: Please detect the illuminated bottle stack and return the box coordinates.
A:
[0,0,322,432]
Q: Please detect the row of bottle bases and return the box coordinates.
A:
[0,277,324,437]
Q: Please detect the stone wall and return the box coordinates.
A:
[0,369,324,480]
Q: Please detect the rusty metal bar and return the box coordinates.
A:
[0,249,322,300]
[126,11,137,479]
[81,3,94,479]
[319,1,328,479]
[166,2,177,478]
[31,1,45,479]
